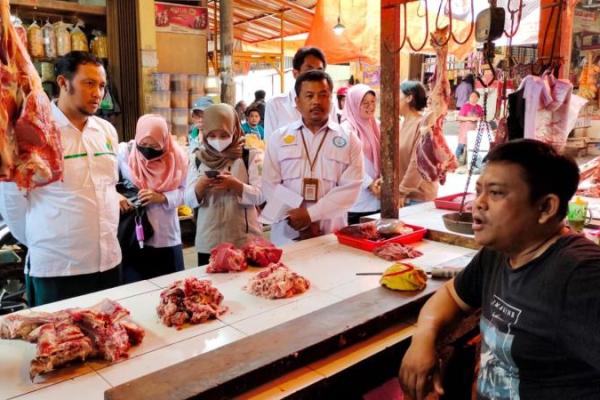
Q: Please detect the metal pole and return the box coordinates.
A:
[380,1,402,218]
[219,0,235,104]
[280,12,285,92]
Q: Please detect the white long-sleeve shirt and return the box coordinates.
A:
[185,147,264,253]
[262,118,363,245]
[263,89,338,142]
[340,120,381,213]
[0,103,121,277]
[117,142,185,248]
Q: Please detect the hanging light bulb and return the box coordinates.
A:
[333,16,346,36]
[333,0,345,35]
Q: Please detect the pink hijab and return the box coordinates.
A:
[342,84,381,176]
[128,114,188,192]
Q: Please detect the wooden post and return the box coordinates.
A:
[538,0,578,79]
[380,0,402,218]
[213,0,219,72]
[219,0,235,105]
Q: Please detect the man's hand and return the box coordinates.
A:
[138,189,167,206]
[287,207,312,231]
[399,334,444,400]
[210,171,244,196]
[369,178,382,199]
[119,194,133,214]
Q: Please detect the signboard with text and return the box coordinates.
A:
[155,2,208,35]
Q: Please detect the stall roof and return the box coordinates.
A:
[207,0,317,44]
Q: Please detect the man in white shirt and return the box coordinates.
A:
[0,51,121,306]
[262,70,363,245]
[263,47,338,141]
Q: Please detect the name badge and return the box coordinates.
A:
[303,178,319,202]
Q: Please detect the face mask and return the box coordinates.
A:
[207,137,233,153]
[137,145,163,160]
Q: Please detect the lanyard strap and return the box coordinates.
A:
[299,126,329,173]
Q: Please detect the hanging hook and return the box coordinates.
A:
[450,0,475,45]
[406,0,430,52]
[431,0,452,47]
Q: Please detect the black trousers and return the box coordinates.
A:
[122,244,185,284]
[197,252,211,267]
[26,265,121,307]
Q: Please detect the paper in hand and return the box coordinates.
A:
[259,185,303,225]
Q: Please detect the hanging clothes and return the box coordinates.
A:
[507,87,526,141]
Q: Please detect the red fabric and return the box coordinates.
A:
[458,103,484,144]
[128,114,188,192]
[363,378,404,400]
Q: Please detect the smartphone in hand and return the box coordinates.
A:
[205,170,219,179]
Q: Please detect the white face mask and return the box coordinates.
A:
[207,137,233,153]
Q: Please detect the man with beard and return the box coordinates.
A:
[262,70,363,245]
[399,140,600,400]
[0,51,122,306]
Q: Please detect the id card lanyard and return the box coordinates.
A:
[299,126,329,202]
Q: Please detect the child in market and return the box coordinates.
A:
[241,106,264,140]
[455,91,484,167]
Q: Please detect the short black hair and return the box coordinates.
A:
[486,139,579,219]
[245,106,260,117]
[294,70,334,97]
[400,80,427,111]
[55,51,103,81]
[292,47,327,71]
[254,90,266,100]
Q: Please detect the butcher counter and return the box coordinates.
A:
[0,203,478,400]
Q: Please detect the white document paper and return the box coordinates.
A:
[259,185,303,225]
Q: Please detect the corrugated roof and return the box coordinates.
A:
[207,0,317,43]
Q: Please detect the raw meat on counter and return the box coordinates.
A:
[416,27,458,184]
[338,221,414,241]
[157,277,227,328]
[242,237,283,267]
[0,299,144,380]
[245,262,310,299]
[206,243,248,273]
[0,0,63,190]
[373,243,423,262]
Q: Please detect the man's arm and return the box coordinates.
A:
[306,132,363,223]
[399,280,472,400]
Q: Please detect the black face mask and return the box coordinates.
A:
[137,145,163,160]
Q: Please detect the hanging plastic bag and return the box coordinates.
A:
[11,15,28,48]
[27,20,44,58]
[42,20,57,58]
[55,21,72,56]
[90,30,108,59]
[71,21,88,52]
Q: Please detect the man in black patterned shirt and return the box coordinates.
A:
[399,139,600,400]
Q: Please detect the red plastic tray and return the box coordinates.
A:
[335,224,427,252]
[434,192,475,211]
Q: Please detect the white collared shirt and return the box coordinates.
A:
[263,89,339,142]
[0,103,121,277]
[262,118,363,245]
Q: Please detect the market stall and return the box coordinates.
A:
[0,222,476,400]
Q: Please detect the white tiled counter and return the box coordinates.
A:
[0,234,475,400]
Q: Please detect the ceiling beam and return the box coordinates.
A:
[278,0,315,15]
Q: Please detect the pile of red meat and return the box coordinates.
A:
[157,277,227,329]
[0,299,144,380]
[338,221,414,241]
[245,262,310,299]
[206,238,283,273]
[373,243,423,262]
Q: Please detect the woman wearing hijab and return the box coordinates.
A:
[117,114,189,283]
[184,104,264,267]
[341,84,381,225]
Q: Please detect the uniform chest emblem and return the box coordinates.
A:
[333,136,347,148]
[105,137,114,152]
[283,134,296,145]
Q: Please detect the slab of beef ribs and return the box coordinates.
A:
[157,277,227,329]
[206,243,248,273]
[245,262,310,299]
[0,299,144,380]
[242,237,283,267]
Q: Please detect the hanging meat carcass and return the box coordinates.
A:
[416,27,458,184]
[0,0,62,190]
